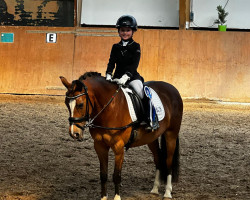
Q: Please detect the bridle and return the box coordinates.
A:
[66,81,93,129]
[66,81,138,131]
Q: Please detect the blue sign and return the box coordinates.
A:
[1,33,14,43]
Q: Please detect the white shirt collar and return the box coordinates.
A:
[122,40,129,46]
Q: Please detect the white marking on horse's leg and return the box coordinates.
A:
[163,175,172,198]
[113,194,121,200]
[69,99,76,135]
[150,169,160,195]
[101,196,108,200]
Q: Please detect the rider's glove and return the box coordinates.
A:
[113,74,130,85]
[106,73,112,81]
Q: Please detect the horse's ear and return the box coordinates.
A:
[60,76,71,89]
[74,80,84,92]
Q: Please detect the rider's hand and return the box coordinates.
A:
[112,74,130,85]
[106,73,112,81]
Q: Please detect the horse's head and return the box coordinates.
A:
[60,76,93,141]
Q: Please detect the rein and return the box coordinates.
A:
[66,82,137,130]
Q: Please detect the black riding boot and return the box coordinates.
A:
[141,96,152,131]
[141,95,160,131]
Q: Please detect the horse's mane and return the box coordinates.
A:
[79,72,102,81]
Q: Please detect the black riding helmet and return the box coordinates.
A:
[116,15,138,31]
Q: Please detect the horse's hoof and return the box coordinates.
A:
[162,194,172,199]
[101,196,108,200]
[114,194,121,200]
[150,191,159,196]
[150,187,159,196]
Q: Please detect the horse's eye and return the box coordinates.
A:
[78,103,84,109]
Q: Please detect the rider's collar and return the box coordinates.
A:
[122,40,129,46]
[119,38,134,46]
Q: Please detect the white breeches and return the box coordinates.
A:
[128,79,144,99]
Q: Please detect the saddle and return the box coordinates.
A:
[121,85,165,126]
[122,85,165,150]
[127,88,146,122]
[121,86,145,123]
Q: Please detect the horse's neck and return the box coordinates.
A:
[89,80,118,110]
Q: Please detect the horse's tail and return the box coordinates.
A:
[160,135,180,183]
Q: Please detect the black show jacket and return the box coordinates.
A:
[106,39,143,82]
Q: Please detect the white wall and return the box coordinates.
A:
[190,0,250,29]
[81,0,179,27]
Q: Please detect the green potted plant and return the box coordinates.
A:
[214,5,229,31]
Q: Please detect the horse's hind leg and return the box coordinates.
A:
[162,130,180,199]
[147,139,161,195]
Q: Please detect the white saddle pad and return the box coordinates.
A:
[147,87,165,121]
[121,87,165,122]
[121,87,137,122]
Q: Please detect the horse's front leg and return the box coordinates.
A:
[112,141,125,200]
[94,141,110,200]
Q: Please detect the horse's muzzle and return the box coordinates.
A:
[70,131,84,142]
[74,132,84,142]
[69,125,84,142]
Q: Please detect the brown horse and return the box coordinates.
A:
[60,72,183,200]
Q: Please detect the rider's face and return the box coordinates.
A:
[118,27,133,41]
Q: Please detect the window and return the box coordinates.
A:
[81,0,179,28]
[190,0,250,30]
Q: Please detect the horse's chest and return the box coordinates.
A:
[92,132,113,145]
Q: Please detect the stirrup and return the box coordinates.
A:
[145,120,160,131]
[152,123,160,130]
[145,124,159,132]
[140,121,147,126]
[145,125,153,132]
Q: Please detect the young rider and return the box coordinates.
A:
[106,15,158,130]
[105,15,144,99]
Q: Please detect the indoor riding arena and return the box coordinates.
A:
[0,95,249,200]
[1,1,250,200]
